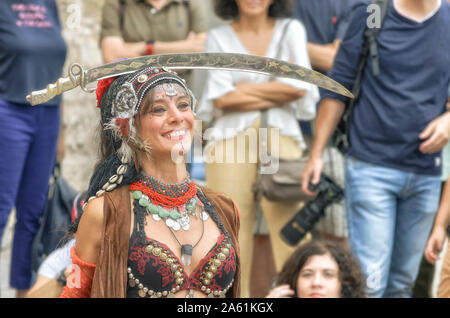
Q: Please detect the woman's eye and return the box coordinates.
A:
[178,103,190,110]
[301,272,312,278]
[151,106,166,114]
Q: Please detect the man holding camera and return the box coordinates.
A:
[302,0,450,297]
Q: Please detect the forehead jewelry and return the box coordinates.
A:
[161,83,178,97]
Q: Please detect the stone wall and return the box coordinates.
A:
[56,0,104,192]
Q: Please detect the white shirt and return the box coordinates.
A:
[37,238,75,279]
[197,18,319,149]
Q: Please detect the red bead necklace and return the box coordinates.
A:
[129,180,197,208]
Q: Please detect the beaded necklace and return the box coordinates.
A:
[129,173,209,266]
[129,173,209,232]
[140,172,191,198]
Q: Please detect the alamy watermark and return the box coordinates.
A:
[65,1,82,30]
[170,120,281,175]
[367,3,383,29]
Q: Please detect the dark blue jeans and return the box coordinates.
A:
[0,98,60,290]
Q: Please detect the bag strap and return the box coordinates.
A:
[351,0,389,102]
[260,19,292,154]
[254,20,293,202]
[273,19,292,63]
[343,0,389,140]
[182,0,192,34]
[30,164,59,271]
[367,0,389,76]
[118,0,126,32]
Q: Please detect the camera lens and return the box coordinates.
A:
[280,174,344,246]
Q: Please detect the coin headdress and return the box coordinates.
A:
[27,53,353,210]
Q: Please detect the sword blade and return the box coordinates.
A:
[27,53,353,106]
[87,53,353,97]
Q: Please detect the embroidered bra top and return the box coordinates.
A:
[126,175,237,298]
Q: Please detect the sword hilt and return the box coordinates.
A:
[26,76,78,105]
[26,63,88,106]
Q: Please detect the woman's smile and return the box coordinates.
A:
[163,129,187,141]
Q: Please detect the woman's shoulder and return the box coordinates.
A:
[205,24,237,52]
[83,186,130,219]
[82,196,105,227]
[276,17,305,33]
[274,18,307,47]
[207,23,233,39]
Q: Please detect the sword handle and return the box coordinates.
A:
[26,76,78,106]
[26,63,87,106]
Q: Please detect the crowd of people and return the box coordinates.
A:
[0,0,449,299]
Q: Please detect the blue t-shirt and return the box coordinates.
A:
[292,0,365,135]
[292,0,364,47]
[322,1,450,176]
[0,0,67,106]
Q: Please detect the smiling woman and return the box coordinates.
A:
[198,0,319,298]
[59,67,241,298]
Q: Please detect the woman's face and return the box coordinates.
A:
[136,82,194,159]
[296,253,341,298]
[235,0,272,17]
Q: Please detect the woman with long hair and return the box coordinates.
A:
[59,67,241,298]
[198,0,319,297]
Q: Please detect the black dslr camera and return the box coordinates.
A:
[280,174,344,246]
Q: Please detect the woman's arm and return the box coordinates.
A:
[74,197,104,264]
[101,37,147,63]
[101,33,206,64]
[60,197,104,297]
[236,82,305,103]
[214,82,305,112]
[213,90,277,112]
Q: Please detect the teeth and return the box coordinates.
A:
[168,130,186,138]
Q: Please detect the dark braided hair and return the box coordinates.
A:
[274,240,366,298]
[68,69,194,235]
[68,73,140,235]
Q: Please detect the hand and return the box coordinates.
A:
[424,225,447,264]
[419,112,450,154]
[183,31,206,52]
[265,284,295,298]
[301,155,323,196]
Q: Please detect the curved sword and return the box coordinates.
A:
[26,52,353,106]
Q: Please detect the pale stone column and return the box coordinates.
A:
[57,0,104,192]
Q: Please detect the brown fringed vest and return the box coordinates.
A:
[89,185,241,298]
